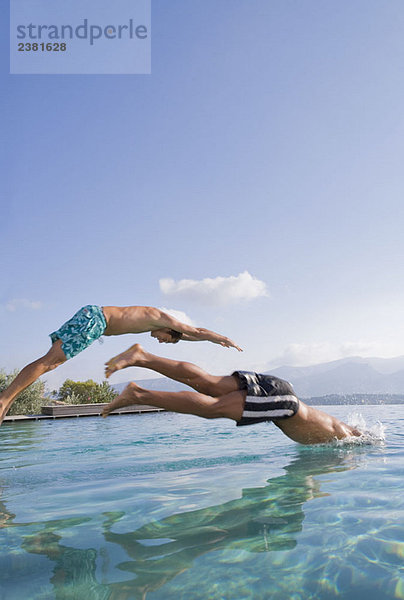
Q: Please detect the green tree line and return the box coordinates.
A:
[0,370,118,416]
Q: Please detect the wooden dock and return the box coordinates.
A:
[3,404,164,423]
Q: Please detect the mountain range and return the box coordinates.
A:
[112,355,404,400]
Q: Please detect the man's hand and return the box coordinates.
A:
[219,338,243,351]
[189,328,243,350]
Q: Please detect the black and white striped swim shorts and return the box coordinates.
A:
[233,371,299,427]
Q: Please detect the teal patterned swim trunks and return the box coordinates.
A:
[49,305,107,360]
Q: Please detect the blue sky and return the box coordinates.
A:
[2,0,404,391]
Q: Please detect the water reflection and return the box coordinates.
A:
[23,524,111,600]
[102,448,358,598]
[2,448,361,600]
[0,493,15,528]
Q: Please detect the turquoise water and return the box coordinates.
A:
[0,405,403,600]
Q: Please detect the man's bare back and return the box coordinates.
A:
[272,401,359,445]
[103,306,171,335]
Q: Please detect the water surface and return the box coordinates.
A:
[0,405,403,599]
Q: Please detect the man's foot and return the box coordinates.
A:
[0,398,11,427]
[104,344,146,378]
[102,382,144,417]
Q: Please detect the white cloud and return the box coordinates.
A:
[3,299,43,312]
[159,271,269,306]
[159,307,195,326]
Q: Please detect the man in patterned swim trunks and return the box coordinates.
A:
[102,345,362,445]
[0,305,242,425]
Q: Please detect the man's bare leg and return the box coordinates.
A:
[105,344,238,397]
[102,381,245,421]
[0,341,67,425]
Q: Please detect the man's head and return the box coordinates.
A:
[151,328,183,344]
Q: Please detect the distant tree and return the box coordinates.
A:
[57,379,118,404]
[0,369,45,416]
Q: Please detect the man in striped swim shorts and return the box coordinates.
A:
[102,344,361,445]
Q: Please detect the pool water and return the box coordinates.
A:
[0,405,403,600]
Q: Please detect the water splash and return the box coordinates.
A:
[343,412,386,445]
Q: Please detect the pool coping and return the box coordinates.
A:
[3,404,165,423]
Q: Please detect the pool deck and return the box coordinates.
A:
[3,404,165,423]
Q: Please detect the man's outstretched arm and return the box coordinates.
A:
[150,309,242,351]
[180,328,242,351]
